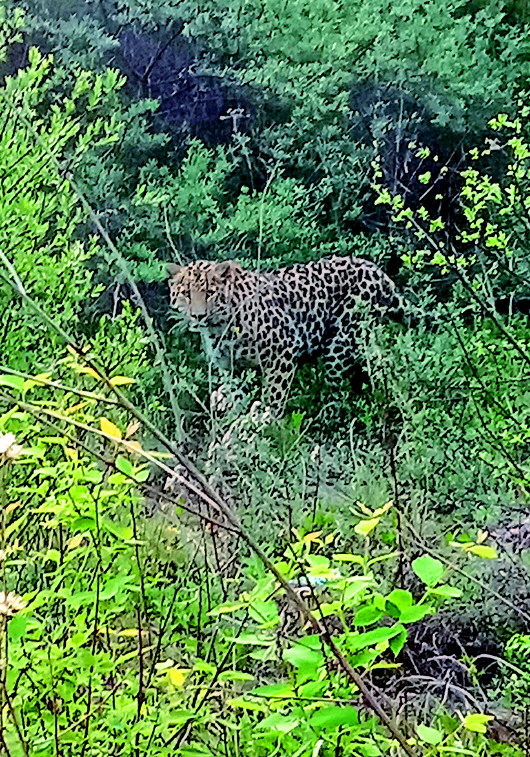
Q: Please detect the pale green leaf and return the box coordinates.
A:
[417,724,444,745]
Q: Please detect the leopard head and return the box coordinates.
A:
[167,260,243,325]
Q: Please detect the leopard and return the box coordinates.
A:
[167,255,406,417]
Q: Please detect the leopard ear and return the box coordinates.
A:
[214,260,241,279]
[166,263,181,277]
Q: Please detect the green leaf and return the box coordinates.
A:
[0,375,25,391]
[233,632,273,646]
[353,605,383,626]
[248,599,279,627]
[67,590,96,609]
[134,466,149,483]
[386,589,414,618]
[348,648,380,668]
[428,584,462,599]
[386,589,413,612]
[389,626,407,656]
[343,577,373,603]
[228,698,266,711]
[467,545,497,559]
[4,515,25,540]
[354,517,379,536]
[104,520,134,541]
[370,661,400,671]
[100,575,133,600]
[411,555,445,586]
[169,709,196,726]
[115,455,134,477]
[44,549,61,563]
[462,713,493,733]
[218,670,254,682]
[71,517,96,531]
[251,683,296,699]
[318,600,342,617]
[8,614,28,641]
[208,602,246,616]
[305,554,331,574]
[348,625,403,652]
[333,553,364,564]
[194,660,216,674]
[399,604,434,624]
[300,680,327,699]
[283,644,324,671]
[256,714,299,733]
[84,469,103,484]
[417,724,444,745]
[309,705,359,729]
[109,375,135,386]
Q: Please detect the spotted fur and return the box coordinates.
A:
[168,256,404,416]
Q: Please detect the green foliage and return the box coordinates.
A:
[0,400,510,755]
[0,1,23,59]
[0,397,200,754]
[0,35,130,365]
[181,0,530,234]
[132,138,367,271]
[505,633,530,706]
[189,0,529,126]
[15,0,530,272]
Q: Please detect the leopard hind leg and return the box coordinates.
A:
[321,315,369,391]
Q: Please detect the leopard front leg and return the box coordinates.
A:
[199,329,248,416]
[261,353,297,419]
[322,320,367,392]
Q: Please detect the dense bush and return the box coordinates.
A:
[11,0,530,274]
